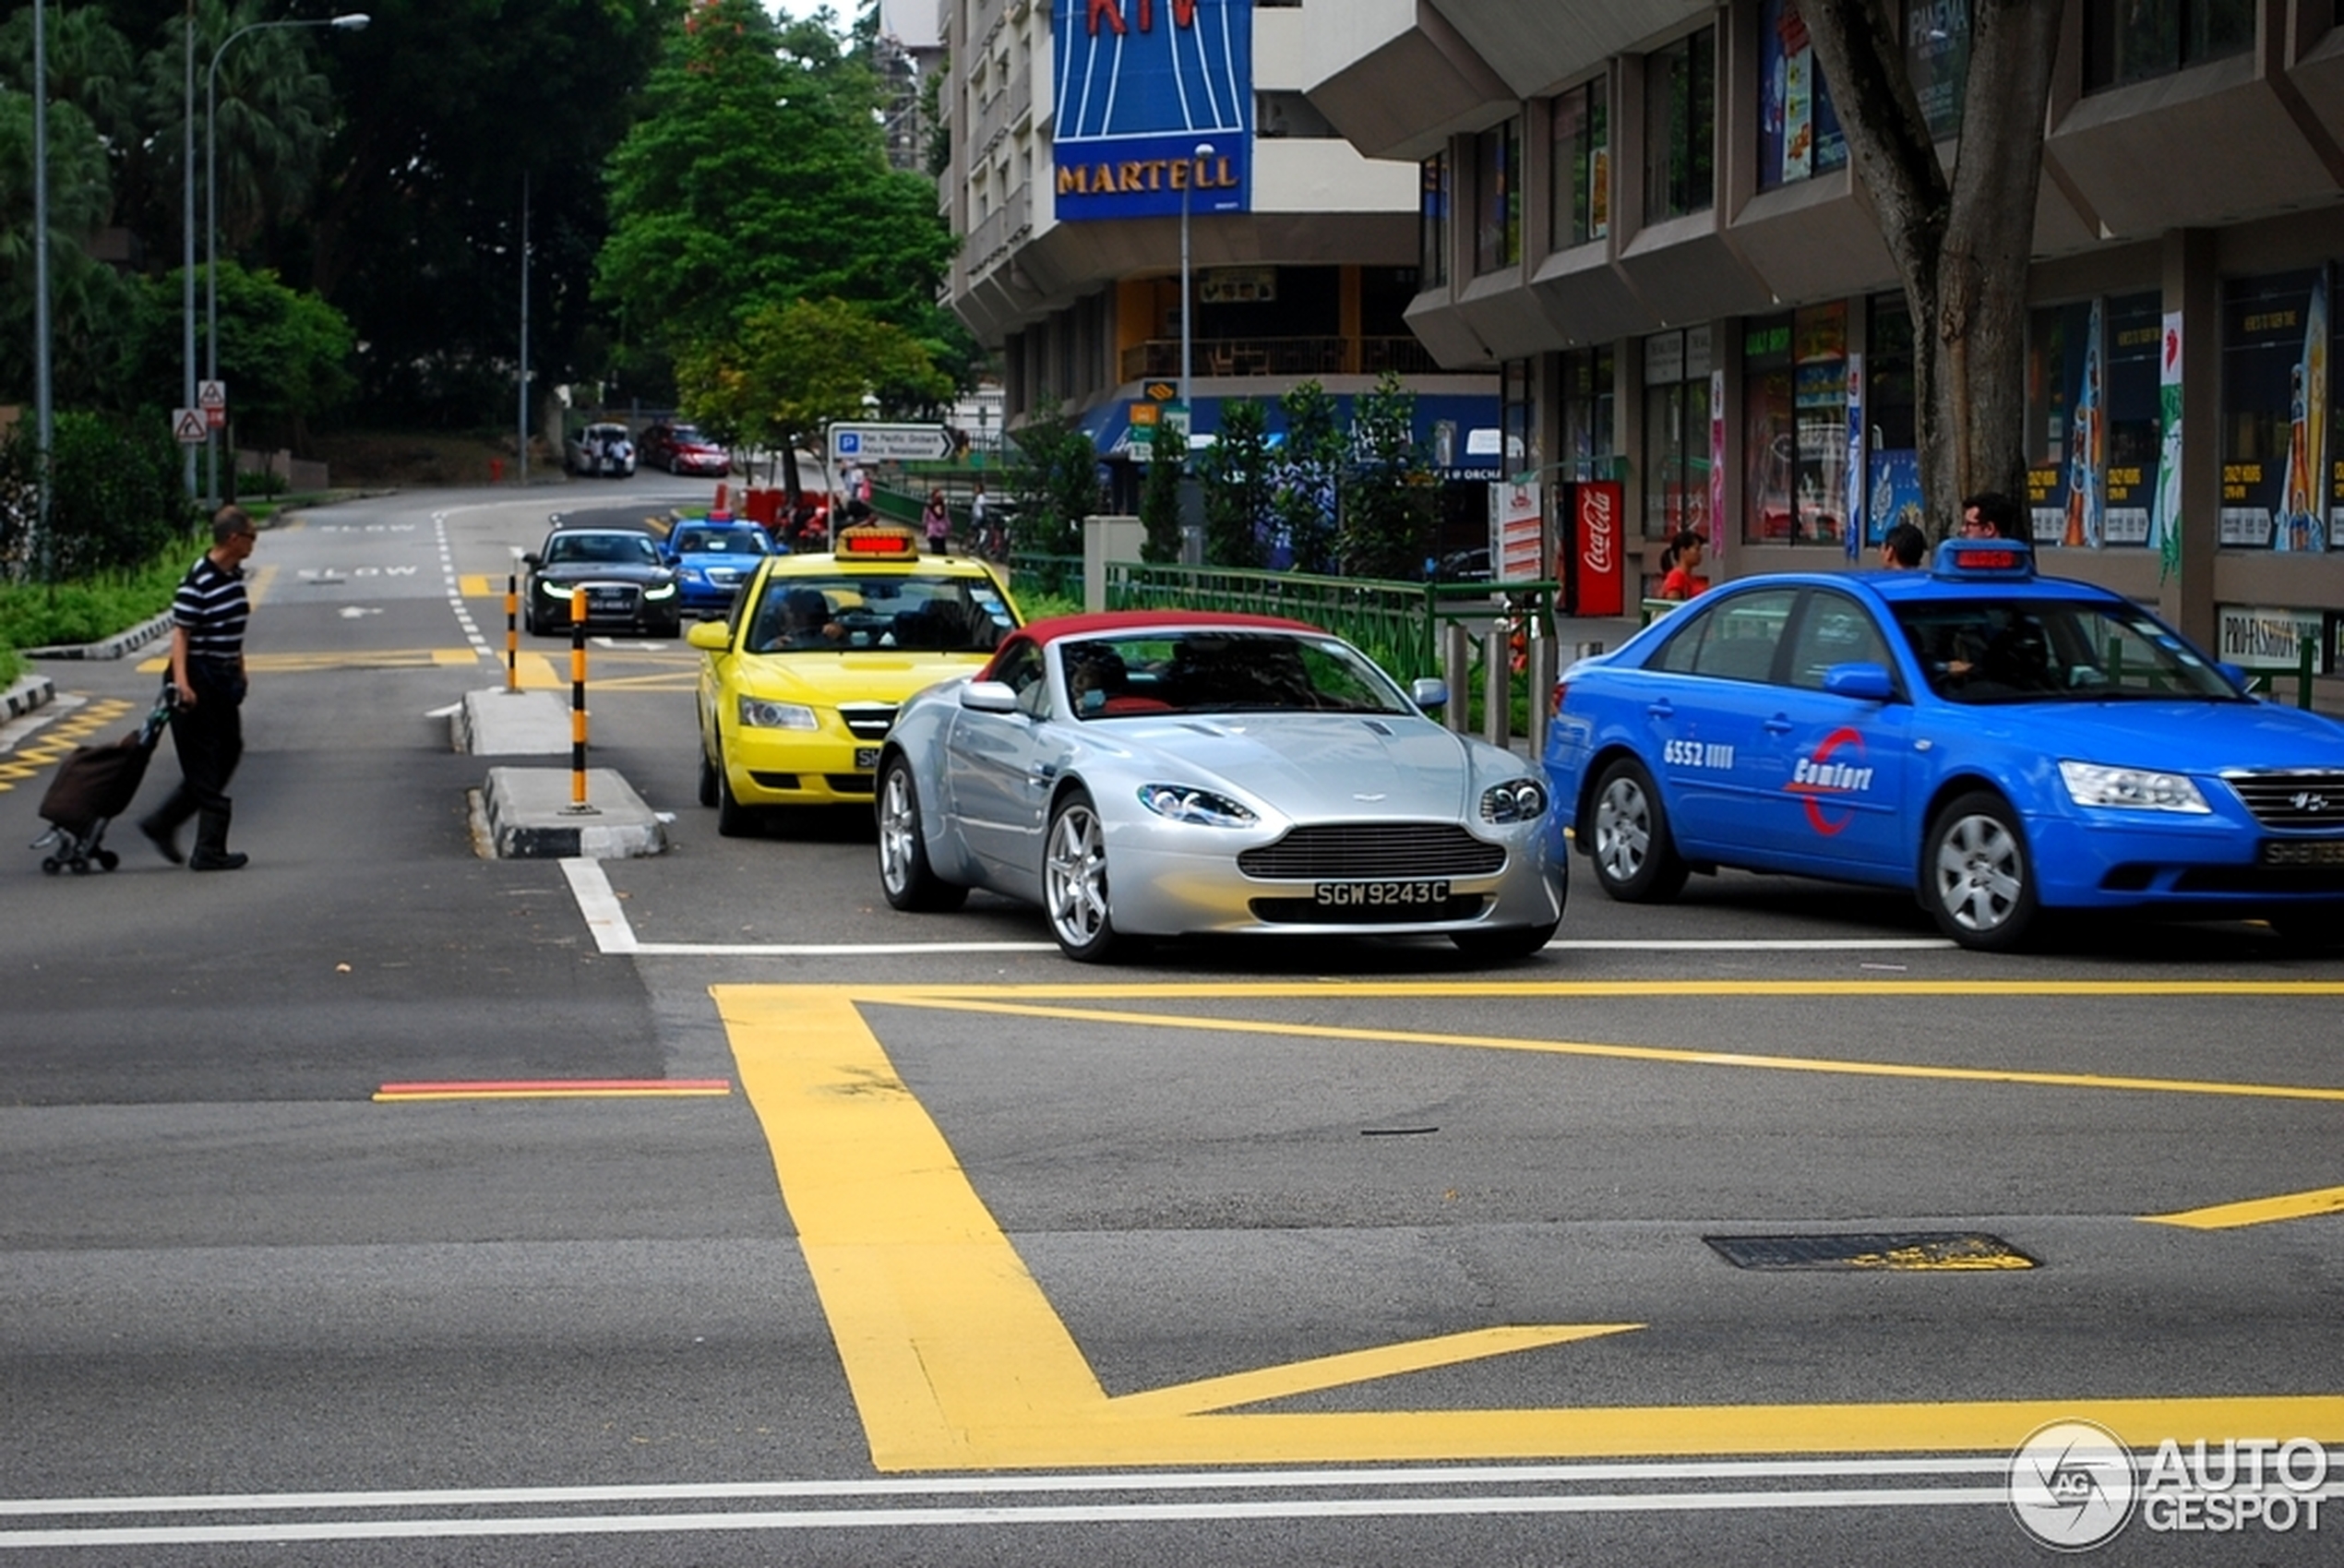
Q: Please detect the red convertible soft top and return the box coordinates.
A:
[981,610,1325,681]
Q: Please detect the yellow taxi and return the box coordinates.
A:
[688,524,1022,832]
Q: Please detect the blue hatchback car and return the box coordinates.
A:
[1543,541,2344,950]
[660,521,776,616]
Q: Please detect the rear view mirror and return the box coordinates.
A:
[1411,676,1448,711]
[1823,662,1896,701]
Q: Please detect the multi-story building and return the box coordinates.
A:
[1309,0,2344,676]
[935,0,1505,537]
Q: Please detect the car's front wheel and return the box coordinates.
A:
[696,739,719,808]
[713,742,759,838]
[1588,759,1689,903]
[1043,787,1130,962]
[1925,790,2038,952]
[878,757,968,913]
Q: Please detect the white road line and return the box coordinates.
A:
[559,858,1953,959]
[0,1488,2012,1548]
[435,511,494,661]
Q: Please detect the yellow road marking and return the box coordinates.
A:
[138,649,485,674]
[0,700,132,794]
[715,983,2344,1471]
[2144,1184,2344,1229]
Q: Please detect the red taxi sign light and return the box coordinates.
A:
[1931,539,2036,579]
[837,524,918,557]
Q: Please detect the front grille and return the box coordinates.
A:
[1237,823,1505,880]
[1250,894,1487,925]
[839,703,898,741]
[2223,771,2344,828]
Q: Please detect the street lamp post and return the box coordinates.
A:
[204,11,369,506]
[1177,139,1215,435]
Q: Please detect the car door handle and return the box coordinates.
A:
[1646,700,1673,719]
[1030,761,1059,782]
[1763,715,1794,735]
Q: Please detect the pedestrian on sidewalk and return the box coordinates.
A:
[922,488,951,554]
[139,506,257,871]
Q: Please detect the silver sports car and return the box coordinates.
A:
[875,611,1565,962]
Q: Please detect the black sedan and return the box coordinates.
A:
[522,527,683,638]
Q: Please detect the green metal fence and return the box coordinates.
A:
[1007,552,1083,604]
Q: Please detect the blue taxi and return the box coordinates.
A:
[1543,541,2344,950]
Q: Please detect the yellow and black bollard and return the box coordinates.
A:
[504,571,520,693]
[567,587,595,813]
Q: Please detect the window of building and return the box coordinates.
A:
[1550,78,1609,250]
[1757,0,1846,190]
[2083,0,2255,92]
[1560,345,1616,477]
[1645,28,1716,221]
[1863,295,1922,547]
[1474,116,1522,274]
[1741,305,1848,545]
[1419,152,1451,288]
[1644,326,1714,545]
[2218,269,2332,552]
[2025,297,2155,548]
[1908,0,1969,138]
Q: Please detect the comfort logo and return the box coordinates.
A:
[1785,727,1874,834]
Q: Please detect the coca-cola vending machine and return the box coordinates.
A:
[1565,480,1626,617]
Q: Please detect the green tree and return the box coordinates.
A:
[1275,381,1342,574]
[1006,401,1100,558]
[599,2,962,372]
[676,295,948,493]
[119,267,354,448]
[0,412,192,584]
[1195,397,1272,568]
[0,85,133,407]
[1138,427,1184,564]
[1340,372,1437,580]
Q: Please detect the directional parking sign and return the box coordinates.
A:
[827,423,955,464]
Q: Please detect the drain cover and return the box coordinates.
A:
[1704,1232,2036,1271]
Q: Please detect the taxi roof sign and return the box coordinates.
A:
[1931,539,2036,580]
[837,522,920,557]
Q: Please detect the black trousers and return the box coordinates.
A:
[149,661,245,856]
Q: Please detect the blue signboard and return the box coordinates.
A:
[1053,0,1252,221]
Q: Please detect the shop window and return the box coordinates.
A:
[1643,326,1714,553]
[1474,117,1523,274]
[1550,78,1609,250]
[1757,0,1847,191]
[1863,296,1923,546]
[1419,152,1451,288]
[1561,346,1616,477]
[2219,269,2332,553]
[2025,294,2163,548]
[1741,305,1848,545]
[1645,28,1715,221]
[2083,0,2255,92]
[1908,0,1970,138]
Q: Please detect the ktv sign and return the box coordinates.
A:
[1053,0,1252,221]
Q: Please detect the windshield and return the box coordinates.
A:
[743,573,1014,653]
[674,526,767,555]
[545,533,657,566]
[1060,630,1412,719]
[1893,598,2242,704]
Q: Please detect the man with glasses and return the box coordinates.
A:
[139,506,257,871]
[1959,491,2025,540]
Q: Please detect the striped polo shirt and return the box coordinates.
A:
[173,554,249,660]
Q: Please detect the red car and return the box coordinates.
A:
[640,422,731,477]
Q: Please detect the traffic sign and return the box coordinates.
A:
[197,379,226,410]
[172,408,209,445]
[828,423,955,463]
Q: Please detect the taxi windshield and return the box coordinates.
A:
[1893,598,2242,704]
[744,573,1013,654]
[1061,631,1411,718]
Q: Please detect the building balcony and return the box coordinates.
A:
[1118,335,1440,384]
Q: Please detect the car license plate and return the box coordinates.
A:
[853,747,880,770]
[1313,880,1451,907]
[2258,838,2344,867]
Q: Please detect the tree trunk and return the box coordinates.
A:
[1803,0,2063,536]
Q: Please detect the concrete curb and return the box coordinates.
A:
[20,611,176,663]
[2,671,56,722]
[481,767,667,859]
[452,687,574,756]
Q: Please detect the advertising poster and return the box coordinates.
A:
[1052,0,1252,221]
[2280,271,2328,551]
[1843,352,1864,557]
[1489,481,1543,581]
[1758,0,1844,187]
[2151,312,2183,580]
[2063,298,2105,548]
[2100,297,2161,546]
[1573,481,1626,618]
[1867,449,1925,545]
[2218,268,2329,550]
[1708,367,1727,574]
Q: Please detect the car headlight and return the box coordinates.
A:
[2057,760,2210,813]
[677,567,707,584]
[1480,778,1549,823]
[1137,784,1256,827]
[737,696,817,730]
[538,579,574,598]
[644,582,677,599]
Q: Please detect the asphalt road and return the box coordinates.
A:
[2,478,2339,1565]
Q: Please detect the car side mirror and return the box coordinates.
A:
[959,680,1019,714]
[2216,661,2252,693]
[685,619,731,652]
[1411,676,1448,711]
[1823,661,1896,701]
[521,553,541,569]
